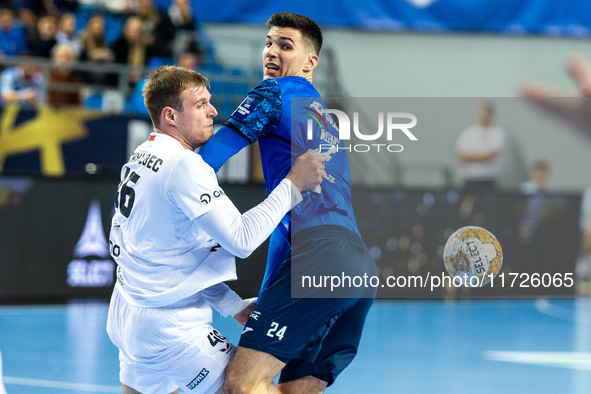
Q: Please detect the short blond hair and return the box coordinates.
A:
[143,66,209,128]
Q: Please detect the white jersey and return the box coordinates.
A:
[110,133,237,308]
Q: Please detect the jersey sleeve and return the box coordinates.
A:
[166,152,229,221]
[198,125,251,173]
[224,79,282,142]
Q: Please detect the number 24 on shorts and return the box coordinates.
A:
[267,322,287,340]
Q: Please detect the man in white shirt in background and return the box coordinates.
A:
[106,65,326,394]
[456,103,506,193]
[456,103,506,218]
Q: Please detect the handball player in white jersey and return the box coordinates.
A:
[106,66,326,394]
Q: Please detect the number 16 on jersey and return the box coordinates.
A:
[114,167,141,218]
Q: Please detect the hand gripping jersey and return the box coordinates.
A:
[110,133,236,308]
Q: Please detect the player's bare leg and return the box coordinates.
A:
[224,347,285,394]
[122,384,179,394]
[278,376,327,394]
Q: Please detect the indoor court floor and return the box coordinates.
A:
[1,298,590,394]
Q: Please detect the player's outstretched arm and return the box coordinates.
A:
[195,151,326,259]
[520,55,591,138]
[199,126,251,172]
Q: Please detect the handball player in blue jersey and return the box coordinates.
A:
[199,12,376,394]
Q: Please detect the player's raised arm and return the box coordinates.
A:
[192,150,325,259]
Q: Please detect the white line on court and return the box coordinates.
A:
[3,376,123,393]
[0,304,108,315]
[534,298,591,323]
[484,351,591,370]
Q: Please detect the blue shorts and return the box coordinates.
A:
[238,225,377,386]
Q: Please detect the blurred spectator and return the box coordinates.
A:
[13,1,43,37]
[80,14,112,63]
[49,44,83,105]
[0,7,28,57]
[0,60,44,106]
[114,16,151,85]
[113,16,150,67]
[456,103,506,193]
[125,51,197,115]
[168,0,193,31]
[55,12,81,56]
[80,14,116,86]
[101,0,135,14]
[136,0,174,59]
[519,161,551,195]
[28,14,57,58]
[178,51,198,71]
[14,0,77,27]
[168,0,202,59]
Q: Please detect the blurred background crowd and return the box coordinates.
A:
[0,0,254,116]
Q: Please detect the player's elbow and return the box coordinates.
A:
[229,229,258,259]
[233,247,253,259]
[222,242,253,259]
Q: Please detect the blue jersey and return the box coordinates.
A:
[225,76,359,237]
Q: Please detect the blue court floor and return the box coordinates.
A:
[1,298,590,393]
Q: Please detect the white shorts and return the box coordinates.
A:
[107,284,235,394]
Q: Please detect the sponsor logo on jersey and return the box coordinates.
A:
[200,189,226,205]
[186,368,209,390]
[325,173,336,184]
[200,194,211,204]
[242,327,254,334]
[249,310,261,320]
[232,97,258,121]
